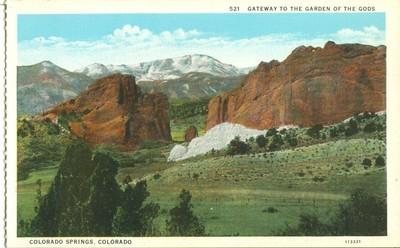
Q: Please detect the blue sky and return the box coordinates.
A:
[18,13,385,70]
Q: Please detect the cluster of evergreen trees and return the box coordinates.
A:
[224,112,386,156]
[169,99,209,120]
[21,140,205,237]
[226,129,295,156]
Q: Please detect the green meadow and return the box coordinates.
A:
[18,135,386,235]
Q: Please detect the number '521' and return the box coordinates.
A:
[229,6,239,11]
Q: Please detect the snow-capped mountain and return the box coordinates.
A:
[76,54,245,81]
[18,61,93,115]
[138,72,245,100]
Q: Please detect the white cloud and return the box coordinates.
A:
[18,25,385,70]
[331,26,385,45]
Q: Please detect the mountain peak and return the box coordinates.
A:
[37,60,57,67]
[78,55,243,80]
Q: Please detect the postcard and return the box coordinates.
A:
[4,0,400,247]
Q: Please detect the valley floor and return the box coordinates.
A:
[18,137,386,236]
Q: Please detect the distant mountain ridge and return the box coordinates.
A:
[75,54,246,81]
[18,55,251,115]
[138,72,245,100]
[17,61,93,115]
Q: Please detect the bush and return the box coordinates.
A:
[226,136,250,155]
[266,128,278,137]
[307,124,323,139]
[375,155,385,167]
[297,213,329,235]
[362,158,372,169]
[296,172,306,177]
[262,207,278,213]
[166,189,205,236]
[278,189,387,236]
[278,213,329,236]
[192,173,200,181]
[345,119,359,136]
[255,135,267,148]
[269,134,284,151]
[329,127,339,138]
[333,189,387,235]
[363,122,377,133]
[312,176,325,182]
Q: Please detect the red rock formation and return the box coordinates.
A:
[207,42,386,130]
[41,74,171,150]
[184,126,198,142]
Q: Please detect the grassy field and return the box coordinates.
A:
[142,138,386,235]
[17,166,58,221]
[17,136,386,235]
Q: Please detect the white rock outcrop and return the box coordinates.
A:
[168,122,267,161]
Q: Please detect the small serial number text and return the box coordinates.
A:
[345,239,361,244]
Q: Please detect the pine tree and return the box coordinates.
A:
[166,189,205,236]
[88,152,121,236]
[112,180,159,236]
[31,140,122,236]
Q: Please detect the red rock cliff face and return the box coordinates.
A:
[41,74,171,150]
[206,42,386,130]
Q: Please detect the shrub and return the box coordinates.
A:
[296,172,306,177]
[312,176,325,182]
[266,128,278,137]
[362,158,372,168]
[226,136,250,155]
[262,207,278,213]
[345,119,359,136]
[375,155,385,167]
[278,189,386,236]
[297,213,329,235]
[192,173,200,181]
[329,127,339,138]
[307,124,323,139]
[269,134,284,151]
[333,189,386,235]
[255,135,267,148]
[363,122,377,133]
[166,189,205,236]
